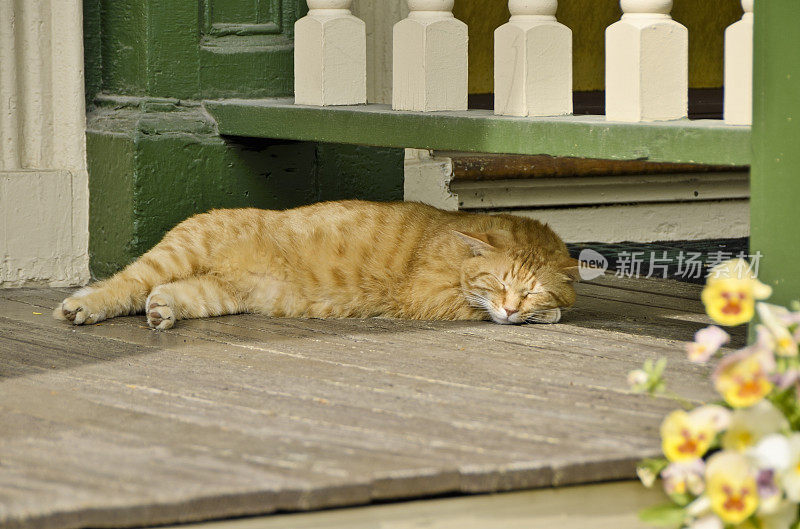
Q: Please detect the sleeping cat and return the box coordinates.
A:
[54,200,580,329]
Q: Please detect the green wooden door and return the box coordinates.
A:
[199,0,305,98]
[91,0,306,100]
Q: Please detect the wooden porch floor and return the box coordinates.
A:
[0,277,743,529]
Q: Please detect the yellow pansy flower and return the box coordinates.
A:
[706,451,759,525]
[713,349,774,408]
[701,259,772,327]
[661,409,716,462]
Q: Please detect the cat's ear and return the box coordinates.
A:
[560,257,582,282]
[453,231,494,256]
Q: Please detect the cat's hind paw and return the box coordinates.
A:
[146,294,175,330]
[54,290,107,325]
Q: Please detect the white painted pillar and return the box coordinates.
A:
[294,0,367,106]
[605,0,688,122]
[724,0,754,126]
[403,150,459,210]
[494,0,572,117]
[0,0,90,287]
[392,0,468,112]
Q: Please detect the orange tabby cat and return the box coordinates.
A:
[54,201,579,329]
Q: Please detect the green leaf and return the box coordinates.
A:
[637,458,669,487]
[653,358,668,378]
[638,504,686,528]
[768,387,800,430]
[667,491,693,507]
[639,458,669,474]
[650,380,667,395]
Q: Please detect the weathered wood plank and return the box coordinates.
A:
[446,152,746,181]
[0,298,714,434]
[0,308,681,450]
[204,99,751,165]
[576,281,707,313]
[162,481,666,529]
[0,277,724,529]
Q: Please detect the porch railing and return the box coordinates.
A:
[292,0,754,125]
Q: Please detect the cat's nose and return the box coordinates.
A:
[504,307,518,317]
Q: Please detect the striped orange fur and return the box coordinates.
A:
[54,201,579,329]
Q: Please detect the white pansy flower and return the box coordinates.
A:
[749,434,791,472]
[779,434,800,501]
[691,405,732,433]
[627,369,648,388]
[686,495,713,518]
[722,400,788,452]
[662,459,706,496]
[758,303,799,357]
[688,515,723,529]
[759,500,799,529]
[687,326,730,363]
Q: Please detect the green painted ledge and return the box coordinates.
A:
[204,98,752,166]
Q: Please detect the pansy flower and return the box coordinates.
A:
[722,401,787,452]
[687,326,731,363]
[713,346,776,408]
[777,434,800,502]
[748,433,800,521]
[705,451,759,525]
[758,303,799,357]
[661,409,717,462]
[662,459,706,497]
[701,259,772,327]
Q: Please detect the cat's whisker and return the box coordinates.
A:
[466,297,489,308]
[526,317,554,324]
[525,308,562,324]
[463,292,493,315]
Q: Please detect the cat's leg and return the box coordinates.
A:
[145,275,244,330]
[55,232,204,325]
[55,262,169,325]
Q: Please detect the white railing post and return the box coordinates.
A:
[294,0,367,106]
[725,0,754,126]
[494,0,572,117]
[606,0,688,122]
[392,0,468,111]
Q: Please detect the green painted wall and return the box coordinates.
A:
[85,100,402,278]
[87,102,315,276]
[82,0,103,107]
[82,0,402,278]
[315,144,404,202]
[86,131,137,278]
[750,0,800,306]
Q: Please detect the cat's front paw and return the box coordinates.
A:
[146,294,175,330]
[53,289,107,325]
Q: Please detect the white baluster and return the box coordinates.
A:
[294,0,367,106]
[494,0,572,117]
[606,0,688,122]
[725,0,754,126]
[392,0,468,111]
